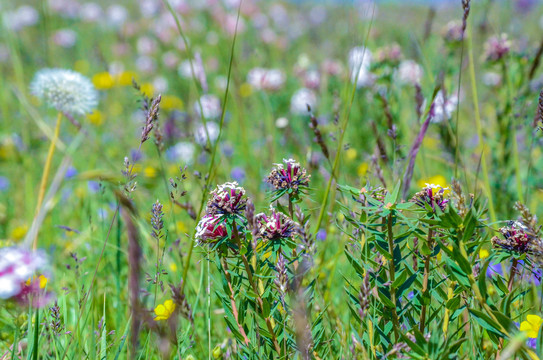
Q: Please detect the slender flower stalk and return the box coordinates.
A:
[33,111,62,249]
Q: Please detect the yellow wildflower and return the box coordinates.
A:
[479,249,490,259]
[154,299,176,321]
[11,225,28,241]
[357,162,369,177]
[345,148,357,161]
[161,95,184,110]
[143,166,157,178]
[239,83,252,98]
[520,315,543,338]
[86,110,104,126]
[92,72,115,90]
[116,71,138,86]
[140,83,154,97]
[169,263,178,272]
[26,275,48,288]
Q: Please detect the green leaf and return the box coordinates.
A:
[468,308,506,337]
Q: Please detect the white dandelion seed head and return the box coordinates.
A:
[30,68,98,116]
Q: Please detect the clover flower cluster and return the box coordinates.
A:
[30,68,98,116]
[206,182,247,216]
[0,246,47,300]
[491,221,539,254]
[484,34,511,62]
[255,207,298,241]
[411,184,449,212]
[195,214,229,246]
[247,67,286,91]
[266,159,310,198]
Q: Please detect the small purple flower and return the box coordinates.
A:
[130,149,143,163]
[486,262,505,278]
[88,181,100,193]
[0,176,10,191]
[316,229,327,241]
[65,166,77,179]
[230,167,246,183]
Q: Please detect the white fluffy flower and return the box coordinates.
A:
[290,88,317,115]
[430,91,458,124]
[194,121,220,146]
[247,67,285,91]
[0,247,47,299]
[396,60,423,86]
[30,68,98,116]
[166,142,195,164]
[194,94,221,119]
[348,46,374,88]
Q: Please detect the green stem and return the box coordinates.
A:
[467,32,497,224]
[386,214,400,341]
[419,228,434,333]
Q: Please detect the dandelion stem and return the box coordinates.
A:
[33,111,62,249]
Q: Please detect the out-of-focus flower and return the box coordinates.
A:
[396,60,423,86]
[106,5,128,28]
[194,94,221,120]
[154,299,176,321]
[520,315,543,338]
[429,91,458,123]
[52,29,77,48]
[322,59,344,77]
[0,176,10,191]
[194,121,220,146]
[411,184,449,213]
[255,207,298,241]
[275,117,289,129]
[482,72,502,87]
[304,70,321,90]
[0,246,47,299]
[290,88,317,115]
[195,214,228,246]
[266,159,310,199]
[247,68,286,91]
[4,5,39,31]
[206,182,247,216]
[442,21,464,44]
[166,142,195,164]
[348,46,374,88]
[79,3,102,22]
[375,43,402,64]
[484,34,512,62]
[30,68,98,116]
[417,175,448,189]
[231,167,246,183]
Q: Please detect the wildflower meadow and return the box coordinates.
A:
[3,0,543,358]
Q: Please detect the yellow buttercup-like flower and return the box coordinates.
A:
[520,315,543,338]
[417,175,447,190]
[92,72,115,90]
[479,249,490,259]
[154,299,176,321]
[26,275,48,288]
